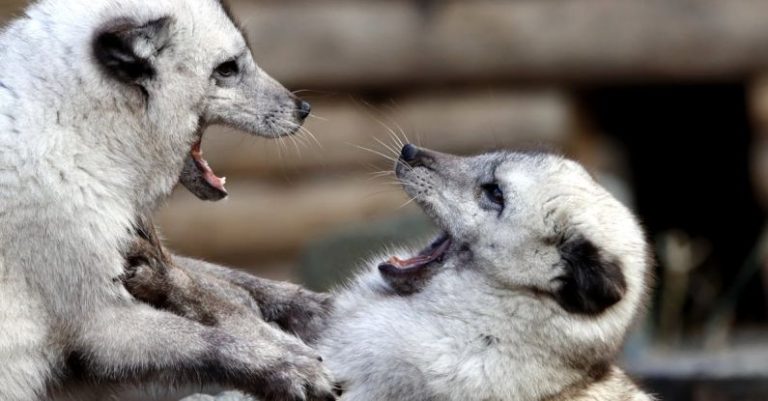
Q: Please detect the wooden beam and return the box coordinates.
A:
[0,0,27,24]
[155,178,415,263]
[200,90,573,178]
[231,0,768,88]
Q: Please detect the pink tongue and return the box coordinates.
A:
[387,255,434,269]
[386,238,451,269]
[190,141,226,192]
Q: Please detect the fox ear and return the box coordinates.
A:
[93,17,172,84]
[554,235,626,315]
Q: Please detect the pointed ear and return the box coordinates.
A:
[554,235,627,315]
[93,17,173,84]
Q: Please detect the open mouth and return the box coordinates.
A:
[179,139,229,201]
[378,233,452,278]
[191,140,226,193]
[179,103,310,201]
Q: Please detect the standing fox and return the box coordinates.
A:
[0,0,334,400]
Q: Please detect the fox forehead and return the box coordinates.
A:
[28,0,245,53]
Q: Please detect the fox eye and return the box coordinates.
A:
[214,60,239,78]
[481,183,504,209]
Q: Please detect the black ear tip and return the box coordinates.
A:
[93,17,172,84]
[555,236,627,315]
[94,35,154,83]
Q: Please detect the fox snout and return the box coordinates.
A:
[398,144,456,171]
[400,144,422,165]
[399,144,436,170]
[294,98,312,121]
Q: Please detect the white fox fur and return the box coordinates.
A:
[0,1,333,400]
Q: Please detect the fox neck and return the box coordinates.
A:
[413,269,597,400]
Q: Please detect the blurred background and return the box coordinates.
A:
[3,1,768,399]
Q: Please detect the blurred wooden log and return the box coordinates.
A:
[201,90,572,178]
[232,0,768,88]
[0,0,26,24]
[629,343,768,380]
[155,178,415,264]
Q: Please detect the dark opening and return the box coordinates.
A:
[580,83,766,329]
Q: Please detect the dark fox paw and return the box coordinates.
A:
[264,288,334,343]
[263,356,337,401]
[240,333,337,401]
[123,255,171,306]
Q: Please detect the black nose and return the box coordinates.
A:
[400,144,421,165]
[296,100,312,121]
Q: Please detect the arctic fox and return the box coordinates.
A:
[0,1,334,400]
[126,145,655,401]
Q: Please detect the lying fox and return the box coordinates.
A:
[126,145,654,401]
